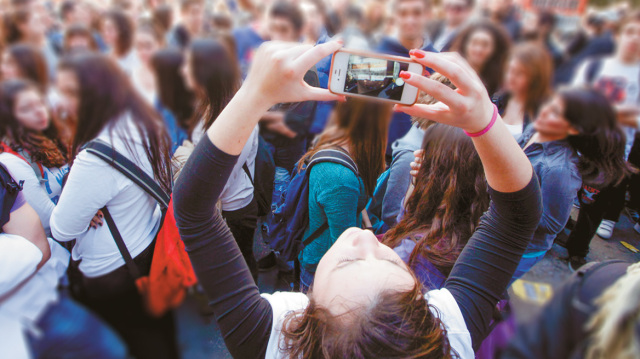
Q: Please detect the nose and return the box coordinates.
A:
[351,229,380,256]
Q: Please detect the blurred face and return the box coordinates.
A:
[301,2,322,39]
[1,52,21,81]
[71,3,93,28]
[312,228,415,315]
[443,0,470,28]
[14,89,50,132]
[395,0,428,41]
[135,31,160,66]
[488,0,511,16]
[617,21,640,62]
[504,58,529,96]
[56,69,80,120]
[23,12,47,40]
[101,18,119,49]
[183,3,204,35]
[465,29,495,70]
[66,34,93,53]
[533,96,577,138]
[268,16,299,42]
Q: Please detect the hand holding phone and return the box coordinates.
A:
[329,49,423,105]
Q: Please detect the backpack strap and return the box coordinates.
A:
[307,148,359,176]
[1,143,46,185]
[242,162,254,186]
[101,206,141,279]
[84,140,170,209]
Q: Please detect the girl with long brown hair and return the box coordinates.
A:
[451,20,511,97]
[0,79,68,236]
[173,43,542,358]
[297,98,390,291]
[49,53,177,359]
[493,43,553,139]
[382,123,489,289]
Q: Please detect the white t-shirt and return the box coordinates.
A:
[573,57,640,158]
[192,122,259,211]
[505,123,524,140]
[0,153,69,236]
[261,289,474,359]
[50,114,162,277]
[0,236,70,359]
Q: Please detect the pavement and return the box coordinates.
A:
[174,209,640,358]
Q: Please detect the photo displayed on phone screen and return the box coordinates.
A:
[344,54,410,101]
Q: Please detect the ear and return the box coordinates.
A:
[567,126,579,136]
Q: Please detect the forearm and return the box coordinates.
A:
[471,115,533,193]
[173,137,272,358]
[207,86,272,156]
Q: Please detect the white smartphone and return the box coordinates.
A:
[329,49,423,106]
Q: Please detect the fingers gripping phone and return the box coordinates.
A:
[329,49,423,105]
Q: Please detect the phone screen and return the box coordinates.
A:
[344,54,410,101]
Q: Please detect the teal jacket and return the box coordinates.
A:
[299,162,367,272]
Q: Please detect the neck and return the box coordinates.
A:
[617,50,638,65]
[399,36,423,51]
[535,131,566,143]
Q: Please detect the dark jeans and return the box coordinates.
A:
[69,241,180,359]
[28,291,127,359]
[566,181,625,258]
[222,197,259,282]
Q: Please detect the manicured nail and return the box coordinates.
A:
[336,39,344,45]
[399,71,411,80]
[410,49,425,58]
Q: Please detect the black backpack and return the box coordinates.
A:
[243,135,275,217]
[0,162,23,229]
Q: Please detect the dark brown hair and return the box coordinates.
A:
[58,53,172,193]
[63,24,99,54]
[188,37,240,134]
[451,20,511,96]
[103,9,134,57]
[382,123,488,277]
[508,42,553,117]
[615,10,640,34]
[4,44,48,91]
[152,4,173,33]
[151,48,194,130]
[3,9,29,44]
[281,278,455,358]
[560,88,633,187]
[299,99,389,197]
[0,79,68,168]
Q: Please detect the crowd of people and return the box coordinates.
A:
[1,0,639,358]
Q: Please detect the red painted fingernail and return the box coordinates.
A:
[410,49,425,58]
[399,71,411,80]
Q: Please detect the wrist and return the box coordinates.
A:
[237,84,274,112]
[464,104,499,137]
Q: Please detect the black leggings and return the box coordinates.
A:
[222,197,259,282]
[69,241,180,359]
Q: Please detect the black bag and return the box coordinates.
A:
[0,162,23,229]
[243,135,275,217]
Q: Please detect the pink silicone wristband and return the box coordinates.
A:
[464,104,498,138]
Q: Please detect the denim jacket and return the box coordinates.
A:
[519,125,582,254]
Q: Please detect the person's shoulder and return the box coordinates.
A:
[310,161,359,183]
[425,288,474,358]
[261,292,309,317]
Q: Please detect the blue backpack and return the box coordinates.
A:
[264,148,358,263]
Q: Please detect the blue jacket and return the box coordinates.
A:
[519,125,581,254]
[376,37,437,157]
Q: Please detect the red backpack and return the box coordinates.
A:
[83,140,197,317]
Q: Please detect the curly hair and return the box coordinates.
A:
[382,123,488,277]
[281,280,457,358]
[0,80,67,168]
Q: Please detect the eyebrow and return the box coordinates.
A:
[332,258,410,274]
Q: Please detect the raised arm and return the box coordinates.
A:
[395,51,542,348]
[173,40,343,358]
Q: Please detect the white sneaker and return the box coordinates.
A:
[596,220,616,239]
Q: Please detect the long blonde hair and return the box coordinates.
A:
[586,262,640,359]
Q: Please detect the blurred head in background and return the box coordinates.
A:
[267,1,304,42]
[180,0,205,36]
[615,11,640,63]
[64,24,99,55]
[504,43,553,116]
[102,9,135,57]
[393,0,430,44]
[135,21,164,67]
[1,44,49,92]
[442,0,473,28]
